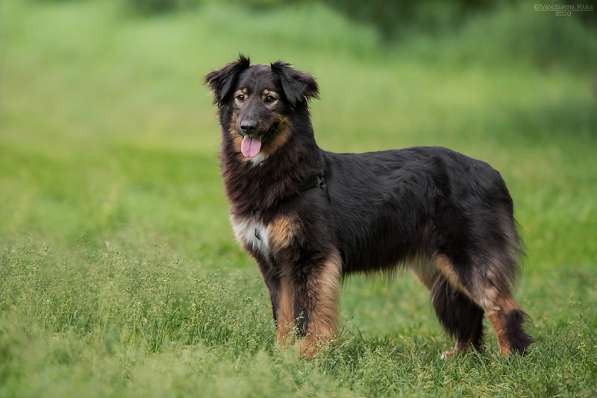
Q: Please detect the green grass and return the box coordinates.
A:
[1,1,596,397]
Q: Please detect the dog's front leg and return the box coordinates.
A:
[292,250,342,359]
[254,257,295,346]
[255,258,280,325]
[267,214,341,357]
[255,256,295,347]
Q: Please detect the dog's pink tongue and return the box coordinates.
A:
[241,136,262,158]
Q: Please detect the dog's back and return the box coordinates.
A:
[322,147,518,273]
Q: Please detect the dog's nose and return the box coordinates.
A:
[240,120,256,135]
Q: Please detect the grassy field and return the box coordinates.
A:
[1,1,596,397]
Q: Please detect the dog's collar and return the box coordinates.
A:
[298,171,326,192]
[298,169,331,202]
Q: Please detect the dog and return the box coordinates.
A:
[205,56,532,358]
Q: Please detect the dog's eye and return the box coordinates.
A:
[235,94,246,102]
[263,95,277,104]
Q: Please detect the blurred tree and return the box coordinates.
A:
[42,0,597,33]
[576,0,597,26]
[323,0,595,39]
[123,0,199,13]
[323,0,499,39]
[121,0,295,14]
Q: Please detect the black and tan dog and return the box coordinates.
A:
[205,56,532,358]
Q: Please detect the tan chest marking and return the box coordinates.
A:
[230,214,298,257]
[268,215,298,251]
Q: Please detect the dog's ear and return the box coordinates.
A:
[270,61,319,108]
[204,55,250,106]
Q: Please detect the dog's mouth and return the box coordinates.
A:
[239,122,280,159]
[240,136,262,159]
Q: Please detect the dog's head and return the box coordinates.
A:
[205,55,318,162]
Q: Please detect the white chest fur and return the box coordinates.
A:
[248,152,267,166]
[230,215,270,257]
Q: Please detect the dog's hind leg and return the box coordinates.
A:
[434,254,532,356]
[484,296,532,356]
[412,260,484,358]
[431,276,485,358]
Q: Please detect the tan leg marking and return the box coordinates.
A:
[486,296,519,356]
[486,312,510,356]
[299,252,341,359]
[276,277,295,347]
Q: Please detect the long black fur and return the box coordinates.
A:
[432,277,484,351]
[504,309,533,354]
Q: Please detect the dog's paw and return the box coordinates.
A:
[440,342,469,360]
[440,349,458,360]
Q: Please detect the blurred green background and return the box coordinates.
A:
[1,1,596,397]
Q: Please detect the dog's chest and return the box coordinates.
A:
[230,215,270,257]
